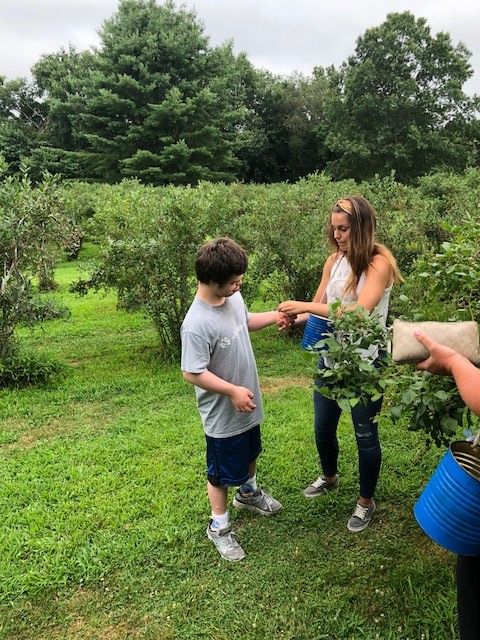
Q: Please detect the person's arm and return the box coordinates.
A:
[182,369,257,413]
[278,255,335,319]
[247,310,280,331]
[414,330,480,416]
[352,254,392,312]
[278,254,392,317]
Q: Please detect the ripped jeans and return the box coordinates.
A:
[313,359,383,499]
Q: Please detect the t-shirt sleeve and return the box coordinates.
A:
[181,330,211,374]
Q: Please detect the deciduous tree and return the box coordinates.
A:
[325,12,479,182]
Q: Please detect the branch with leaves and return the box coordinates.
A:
[308,303,478,446]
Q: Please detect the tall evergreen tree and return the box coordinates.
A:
[30,47,94,178]
[68,0,246,184]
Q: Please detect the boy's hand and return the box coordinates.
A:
[230,386,257,412]
[277,311,296,331]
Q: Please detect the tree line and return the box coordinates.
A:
[1,0,479,186]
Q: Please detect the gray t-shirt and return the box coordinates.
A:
[181,291,264,438]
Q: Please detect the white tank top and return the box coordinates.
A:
[325,254,392,363]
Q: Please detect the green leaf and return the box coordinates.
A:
[338,399,351,412]
[440,416,460,433]
[390,405,403,419]
[434,391,450,401]
[402,388,418,405]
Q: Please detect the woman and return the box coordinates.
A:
[278,196,402,532]
[415,329,480,640]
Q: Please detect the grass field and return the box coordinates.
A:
[0,251,459,639]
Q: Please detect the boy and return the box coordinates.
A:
[181,237,290,562]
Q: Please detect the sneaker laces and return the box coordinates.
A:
[221,530,240,551]
[311,476,328,489]
[242,488,274,512]
[259,490,275,511]
[211,524,237,544]
[352,502,370,521]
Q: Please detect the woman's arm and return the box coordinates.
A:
[278,253,392,317]
[278,254,336,318]
[350,254,393,312]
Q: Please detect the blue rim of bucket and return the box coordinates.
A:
[414,441,480,556]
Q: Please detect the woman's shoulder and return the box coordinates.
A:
[371,252,390,267]
[369,252,394,285]
[370,245,392,268]
[324,252,341,274]
[326,252,342,265]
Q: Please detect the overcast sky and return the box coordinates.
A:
[1,0,479,95]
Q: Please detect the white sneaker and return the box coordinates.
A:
[206,521,245,561]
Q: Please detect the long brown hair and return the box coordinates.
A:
[327,195,403,293]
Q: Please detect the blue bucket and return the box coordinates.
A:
[414,441,480,556]
[301,315,333,351]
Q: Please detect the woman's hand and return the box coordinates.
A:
[278,300,309,315]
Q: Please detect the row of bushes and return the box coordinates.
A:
[2,166,479,385]
[61,169,480,358]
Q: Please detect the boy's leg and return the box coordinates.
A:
[233,471,282,515]
[238,459,258,492]
[232,428,282,515]
[205,435,246,562]
[207,481,228,518]
[206,481,245,562]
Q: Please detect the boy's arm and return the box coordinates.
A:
[182,370,257,412]
[247,310,280,331]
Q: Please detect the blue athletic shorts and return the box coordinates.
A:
[206,425,262,487]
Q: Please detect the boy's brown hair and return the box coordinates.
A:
[195,237,248,285]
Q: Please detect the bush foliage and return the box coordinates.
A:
[65,168,480,360]
[0,159,71,378]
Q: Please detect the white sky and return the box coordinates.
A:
[1,0,479,95]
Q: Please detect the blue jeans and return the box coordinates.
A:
[313,360,383,499]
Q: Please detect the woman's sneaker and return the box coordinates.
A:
[232,487,282,516]
[206,520,245,562]
[303,476,339,498]
[347,500,376,532]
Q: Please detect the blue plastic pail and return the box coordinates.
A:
[414,441,480,556]
[301,315,333,351]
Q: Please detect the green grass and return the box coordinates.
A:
[0,255,459,639]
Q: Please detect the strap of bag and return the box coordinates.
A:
[320,252,346,304]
